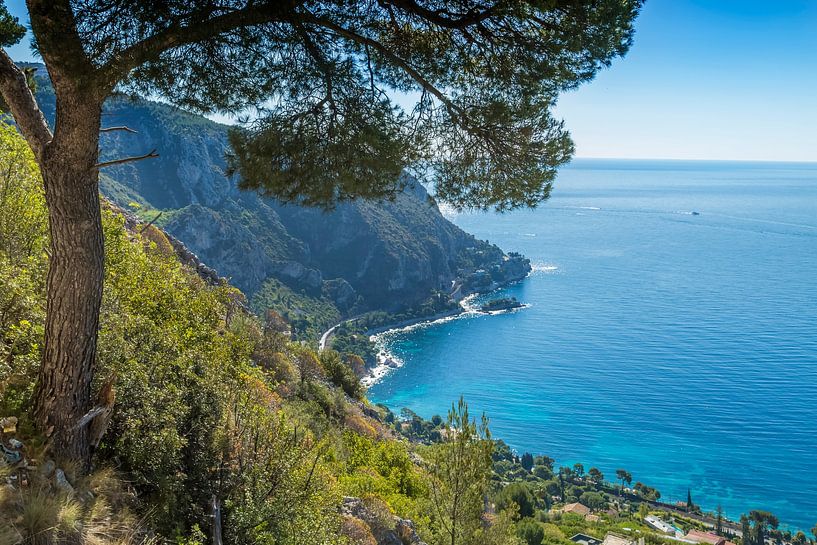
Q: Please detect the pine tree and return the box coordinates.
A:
[749,511,779,545]
[588,467,604,484]
[0,0,643,468]
[520,452,534,472]
[426,396,497,545]
[616,469,632,494]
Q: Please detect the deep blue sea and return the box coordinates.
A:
[368,159,817,531]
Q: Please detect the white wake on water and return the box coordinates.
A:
[530,262,559,273]
[365,292,530,387]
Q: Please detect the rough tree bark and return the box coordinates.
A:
[0,1,112,470]
[33,95,104,469]
[2,0,290,467]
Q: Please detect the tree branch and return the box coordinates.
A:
[304,15,518,156]
[101,3,293,83]
[95,148,158,168]
[0,50,52,161]
[291,21,339,131]
[379,0,500,29]
[301,14,508,153]
[27,0,101,94]
[139,212,163,233]
[100,125,137,133]
[299,14,465,121]
[75,405,107,429]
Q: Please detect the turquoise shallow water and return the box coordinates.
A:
[368,159,817,531]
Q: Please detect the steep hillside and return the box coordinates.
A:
[30,64,529,337]
[0,120,427,543]
[1,116,800,545]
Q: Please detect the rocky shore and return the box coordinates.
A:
[358,256,533,387]
[480,297,524,313]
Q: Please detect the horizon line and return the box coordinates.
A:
[570,156,817,164]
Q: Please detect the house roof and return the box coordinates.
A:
[644,515,675,534]
[561,502,592,516]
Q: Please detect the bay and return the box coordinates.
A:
[368,159,817,531]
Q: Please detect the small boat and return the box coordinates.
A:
[691,211,700,216]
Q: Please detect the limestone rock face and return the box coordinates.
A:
[267,178,481,311]
[323,278,358,311]
[341,497,428,545]
[160,202,307,295]
[33,65,529,318]
[269,260,323,291]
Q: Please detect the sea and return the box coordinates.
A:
[367,159,817,531]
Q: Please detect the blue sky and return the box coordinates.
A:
[553,0,817,161]
[4,0,817,161]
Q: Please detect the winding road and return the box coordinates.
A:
[318,322,341,351]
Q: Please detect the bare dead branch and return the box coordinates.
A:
[139,212,163,233]
[100,125,138,133]
[95,148,159,168]
[75,406,106,429]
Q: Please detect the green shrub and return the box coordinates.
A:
[320,349,364,399]
[0,120,47,417]
[0,120,345,543]
[497,482,537,518]
[517,518,545,545]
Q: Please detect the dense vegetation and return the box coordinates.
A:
[251,277,342,341]
[0,119,332,541]
[0,0,644,467]
[1,117,815,545]
[0,120,510,544]
[382,408,817,545]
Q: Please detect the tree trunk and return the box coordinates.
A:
[211,496,224,545]
[33,96,104,471]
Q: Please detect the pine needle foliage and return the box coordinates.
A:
[424,396,507,545]
[62,0,643,211]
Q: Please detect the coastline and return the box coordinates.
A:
[361,288,531,387]
[318,263,530,352]
[361,299,476,387]
[319,257,533,387]
[366,304,468,336]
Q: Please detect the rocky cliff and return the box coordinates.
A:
[31,64,530,337]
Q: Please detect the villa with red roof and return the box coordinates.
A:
[685,530,737,545]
